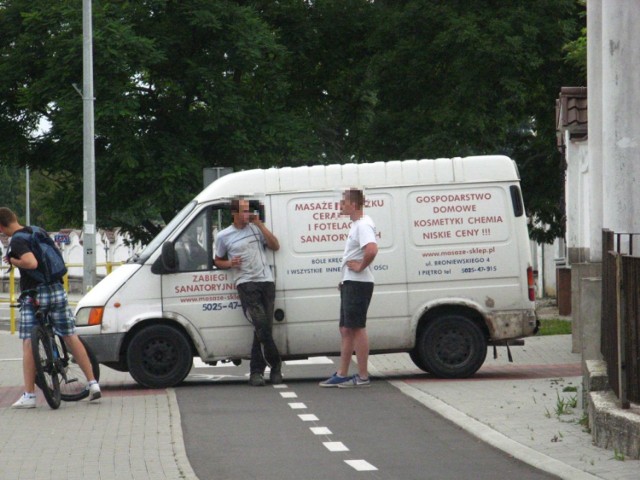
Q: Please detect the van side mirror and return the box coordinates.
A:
[160,241,178,273]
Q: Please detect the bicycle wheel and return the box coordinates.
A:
[31,325,61,409]
[58,336,101,402]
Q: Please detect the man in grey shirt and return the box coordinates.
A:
[215,198,282,386]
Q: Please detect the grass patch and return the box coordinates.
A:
[538,318,572,336]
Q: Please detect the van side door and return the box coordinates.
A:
[160,203,284,361]
[271,190,410,356]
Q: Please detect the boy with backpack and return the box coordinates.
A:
[0,207,101,408]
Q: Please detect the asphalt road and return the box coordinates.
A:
[176,360,559,480]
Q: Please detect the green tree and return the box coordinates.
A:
[0,0,585,244]
[361,0,584,242]
[0,0,319,242]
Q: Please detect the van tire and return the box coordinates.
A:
[417,315,487,378]
[409,349,429,372]
[127,325,193,388]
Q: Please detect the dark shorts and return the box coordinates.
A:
[339,281,374,329]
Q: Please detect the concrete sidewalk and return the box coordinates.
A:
[0,331,198,480]
[369,335,640,480]
[1,330,639,479]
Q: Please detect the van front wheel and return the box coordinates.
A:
[127,325,193,388]
[417,315,487,378]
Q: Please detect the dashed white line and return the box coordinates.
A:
[298,414,319,421]
[345,460,378,471]
[324,441,349,452]
[275,375,378,474]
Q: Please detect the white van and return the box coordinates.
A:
[75,156,538,388]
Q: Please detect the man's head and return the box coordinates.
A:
[340,188,365,219]
[0,207,19,236]
[230,197,252,228]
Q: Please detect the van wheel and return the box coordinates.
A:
[417,315,487,378]
[409,349,429,373]
[127,325,193,388]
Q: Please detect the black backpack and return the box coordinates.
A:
[12,226,68,284]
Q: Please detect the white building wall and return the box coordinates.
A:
[601,2,640,246]
[587,0,603,261]
[565,135,590,262]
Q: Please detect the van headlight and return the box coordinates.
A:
[75,307,104,327]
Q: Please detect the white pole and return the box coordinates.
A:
[25,166,30,225]
[82,0,97,292]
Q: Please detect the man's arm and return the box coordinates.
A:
[346,242,378,273]
[252,219,280,251]
[214,256,231,269]
[8,251,38,270]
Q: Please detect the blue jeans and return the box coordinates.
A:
[237,282,281,375]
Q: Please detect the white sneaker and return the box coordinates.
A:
[12,393,36,409]
[89,382,101,401]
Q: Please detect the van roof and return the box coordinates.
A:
[196,155,519,201]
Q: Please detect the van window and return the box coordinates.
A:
[173,204,231,272]
[136,200,197,263]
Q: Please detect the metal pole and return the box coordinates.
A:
[82,0,97,292]
[25,166,30,225]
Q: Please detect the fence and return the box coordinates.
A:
[0,262,123,335]
[601,229,640,407]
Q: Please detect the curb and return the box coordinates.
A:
[167,388,201,480]
[391,381,601,480]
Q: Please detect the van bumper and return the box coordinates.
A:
[488,309,538,340]
[78,332,126,363]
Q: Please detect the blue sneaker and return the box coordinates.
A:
[337,374,371,388]
[319,373,352,387]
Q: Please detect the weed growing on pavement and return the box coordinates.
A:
[578,413,590,433]
[613,449,625,461]
[554,391,577,416]
[562,385,578,393]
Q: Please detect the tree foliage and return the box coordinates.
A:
[0,0,584,244]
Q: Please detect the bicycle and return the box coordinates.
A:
[18,290,101,409]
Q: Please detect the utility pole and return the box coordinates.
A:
[82,0,97,292]
[25,166,30,225]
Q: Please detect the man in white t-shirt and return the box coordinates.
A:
[320,188,378,388]
[215,198,282,387]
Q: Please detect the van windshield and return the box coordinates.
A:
[131,200,198,264]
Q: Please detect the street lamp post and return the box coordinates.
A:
[82,0,97,292]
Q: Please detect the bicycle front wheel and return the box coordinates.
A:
[31,326,61,409]
[58,336,101,401]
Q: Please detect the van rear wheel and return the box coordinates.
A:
[417,315,487,378]
[127,325,193,388]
